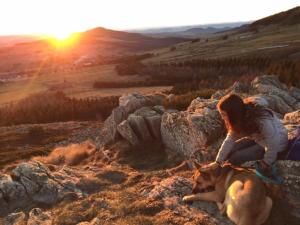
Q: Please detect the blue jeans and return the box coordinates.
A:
[227,138,265,165]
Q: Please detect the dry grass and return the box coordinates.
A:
[33,141,96,166]
[0,122,97,170]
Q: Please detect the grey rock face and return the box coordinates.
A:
[119,93,149,114]
[251,75,298,114]
[290,87,300,101]
[161,99,224,160]
[0,161,88,215]
[117,120,139,146]
[145,115,162,140]
[99,106,128,146]
[128,115,152,141]
[119,93,165,114]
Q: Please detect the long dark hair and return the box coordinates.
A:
[217,94,272,136]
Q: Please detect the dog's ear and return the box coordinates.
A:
[193,160,202,171]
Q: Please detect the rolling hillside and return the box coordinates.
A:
[0,27,188,74]
[144,7,300,63]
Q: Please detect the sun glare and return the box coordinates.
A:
[46,32,80,49]
[53,31,72,41]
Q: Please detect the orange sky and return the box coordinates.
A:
[0,0,299,36]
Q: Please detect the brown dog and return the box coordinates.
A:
[183,162,273,225]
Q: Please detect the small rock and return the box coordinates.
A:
[4,212,26,225]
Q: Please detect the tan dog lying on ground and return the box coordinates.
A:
[182,162,273,225]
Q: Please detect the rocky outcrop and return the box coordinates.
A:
[250,75,299,114]
[161,98,224,160]
[119,93,165,114]
[97,93,166,148]
[212,75,299,116]
[0,161,105,216]
[161,75,300,161]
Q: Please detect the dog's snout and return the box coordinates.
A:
[192,184,214,194]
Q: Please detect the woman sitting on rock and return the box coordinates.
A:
[208,93,288,175]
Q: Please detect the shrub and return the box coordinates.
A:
[191,38,200,43]
[115,61,145,76]
[222,35,228,40]
[163,89,216,111]
[26,126,46,139]
[170,46,176,51]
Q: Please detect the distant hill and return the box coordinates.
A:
[250,6,300,28]
[0,27,188,73]
[0,35,41,47]
[80,27,189,50]
[144,6,300,63]
[129,22,250,38]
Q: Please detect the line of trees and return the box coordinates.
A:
[0,92,119,126]
[112,57,300,94]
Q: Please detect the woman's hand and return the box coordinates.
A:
[257,160,273,177]
[198,161,221,172]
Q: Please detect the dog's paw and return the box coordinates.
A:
[182,195,194,203]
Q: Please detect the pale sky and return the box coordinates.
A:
[0,0,299,36]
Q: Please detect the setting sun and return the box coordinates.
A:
[47,32,80,49]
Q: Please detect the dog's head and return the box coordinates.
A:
[191,161,222,194]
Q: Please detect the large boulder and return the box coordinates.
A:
[119,93,165,114]
[161,98,224,160]
[251,75,298,113]
[0,161,103,215]
[119,93,150,114]
[0,174,28,214]
[97,94,165,147]
[134,106,164,140]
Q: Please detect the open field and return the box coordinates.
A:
[0,64,171,105]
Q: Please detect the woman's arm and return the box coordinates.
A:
[260,118,288,165]
[215,132,238,163]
